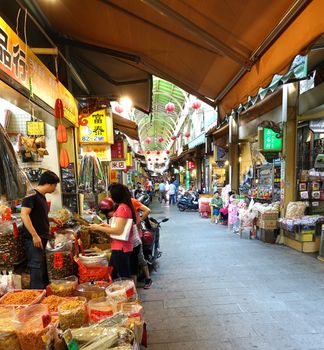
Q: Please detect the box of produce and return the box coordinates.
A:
[0,289,45,307]
[257,219,277,230]
[259,212,279,220]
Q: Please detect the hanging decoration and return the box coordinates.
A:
[155,158,159,161]
[146,151,150,155]
[148,158,151,161]
[114,104,124,114]
[166,150,170,154]
[59,149,69,168]
[158,137,164,143]
[192,100,201,109]
[184,131,190,138]
[57,124,68,143]
[164,157,167,160]
[171,135,177,140]
[165,102,175,113]
[54,99,64,119]
[145,137,152,144]
[157,151,160,155]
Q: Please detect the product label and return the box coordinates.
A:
[90,309,113,322]
[126,287,135,298]
[53,252,64,269]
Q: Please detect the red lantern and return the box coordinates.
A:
[192,100,201,109]
[166,150,170,154]
[164,157,167,160]
[171,135,177,140]
[54,99,64,119]
[185,131,190,138]
[146,151,150,155]
[148,158,151,161]
[165,102,175,113]
[114,104,124,114]
[158,137,164,143]
[145,137,152,144]
[156,158,159,161]
[157,151,160,155]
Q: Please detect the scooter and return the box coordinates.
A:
[136,191,151,207]
[177,191,199,211]
[140,217,169,268]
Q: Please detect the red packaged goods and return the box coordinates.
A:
[76,258,113,284]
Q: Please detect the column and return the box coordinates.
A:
[229,113,239,192]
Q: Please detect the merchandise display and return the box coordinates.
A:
[106,280,137,304]
[0,290,45,306]
[58,298,87,330]
[88,296,117,323]
[74,281,110,300]
[0,306,21,350]
[47,275,78,297]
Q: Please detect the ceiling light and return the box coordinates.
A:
[120,97,133,111]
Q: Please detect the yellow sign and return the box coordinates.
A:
[0,17,78,125]
[26,121,45,136]
[126,152,132,167]
[79,109,113,144]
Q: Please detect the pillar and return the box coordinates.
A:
[229,113,239,192]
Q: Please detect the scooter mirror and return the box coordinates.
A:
[161,218,169,222]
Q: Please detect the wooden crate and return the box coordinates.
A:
[284,236,320,253]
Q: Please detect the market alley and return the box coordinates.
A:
[141,202,324,350]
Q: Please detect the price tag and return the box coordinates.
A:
[126,287,135,298]
[63,330,79,350]
[90,309,113,322]
[53,252,64,269]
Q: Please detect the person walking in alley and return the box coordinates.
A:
[168,181,176,205]
[158,180,167,204]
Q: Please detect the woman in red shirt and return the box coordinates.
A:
[89,183,136,279]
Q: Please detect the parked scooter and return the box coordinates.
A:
[140,216,169,268]
[136,191,151,207]
[177,191,199,211]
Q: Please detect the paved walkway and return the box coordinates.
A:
[140,201,324,350]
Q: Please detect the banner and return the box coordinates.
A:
[0,17,78,125]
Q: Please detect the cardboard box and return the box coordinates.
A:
[284,236,320,253]
[257,219,277,230]
[259,212,279,220]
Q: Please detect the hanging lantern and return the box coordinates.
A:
[57,124,68,143]
[59,149,69,168]
[171,135,177,140]
[158,137,164,143]
[155,158,159,161]
[145,137,152,144]
[192,100,201,109]
[148,158,151,161]
[184,131,190,138]
[166,150,170,154]
[114,104,124,114]
[157,151,160,155]
[54,98,64,119]
[165,102,175,113]
[164,157,167,160]
[146,151,150,155]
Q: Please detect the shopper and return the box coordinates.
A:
[210,191,223,224]
[168,182,176,205]
[130,197,153,289]
[173,178,179,202]
[21,170,62,289]
[90,183,136,280]
[158,181,167,204]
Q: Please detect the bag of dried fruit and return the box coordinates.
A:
[0,306,21,350]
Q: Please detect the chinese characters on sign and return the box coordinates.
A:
[111,140,125,159]
[110,161,126,170]
[263,128,282,151]
[79,109,110,144]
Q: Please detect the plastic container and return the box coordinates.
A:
[15,304,50,350]
[58,297,87,331]
[74,281,109,301]
[105,279,137,304]
[0,289,45,307]
[78,251,107,267]
[0,306,21,350]
[47,275,78,297]
[120,302,144,321]
[88,297,117,323]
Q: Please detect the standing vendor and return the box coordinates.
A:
[21,171,62,289]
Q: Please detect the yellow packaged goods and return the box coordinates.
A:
[285,202,307,219]
[0,290,44,306]
[47,275,78,297]
[41,295,66,314]
[58,298,87,330]
[0,306,21,350]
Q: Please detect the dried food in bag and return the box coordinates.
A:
[47,275,78,297]
[58,298,87,330]
[0,289,45,306]
[0,306,21,350]
[285,201,307,219]
[88,296,117,323]
[105,279,137,304]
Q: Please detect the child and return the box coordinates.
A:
[228,194,239,232]
[210,192,223,223]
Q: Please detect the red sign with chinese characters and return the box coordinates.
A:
[188,161,195,170]
[111,140,125,160]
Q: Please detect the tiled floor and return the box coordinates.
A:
[140,201,324,350]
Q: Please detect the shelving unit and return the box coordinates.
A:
[297,178,324,215]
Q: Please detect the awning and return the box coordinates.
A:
[112,114,139,140]
[22,0,319,118]
[188,134,206,149]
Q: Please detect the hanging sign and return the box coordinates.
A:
[263,128,282,151]
[111,161,126,170]
[310,120,324,133]
[0,17,78,125]
[110,169,118,183]
[79,109,111,144]
[82,145,111,161]
[111,140,125,160]
[26,121,45,136]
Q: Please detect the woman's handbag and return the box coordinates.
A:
[109,217,133,241]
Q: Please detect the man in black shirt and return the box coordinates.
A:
[21,170,62,288]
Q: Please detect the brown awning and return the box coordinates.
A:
[24,0,323,118]
[112,113,139,140]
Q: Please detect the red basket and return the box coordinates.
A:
[75,258,113,284]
